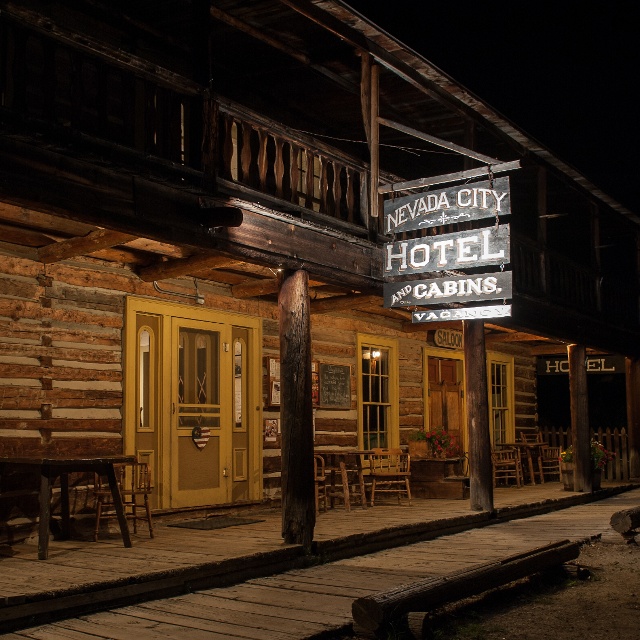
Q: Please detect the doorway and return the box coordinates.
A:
[426,356,464,447]
[125,298,262,510]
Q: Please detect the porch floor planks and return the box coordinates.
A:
[35,611,236,640]
[1,484,638,639]
[134,594,333,638]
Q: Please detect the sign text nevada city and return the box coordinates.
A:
[384,177,511,234]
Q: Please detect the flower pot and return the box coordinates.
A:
[561,462,602,491]
[408,440,429,459]
[561,462,574,491]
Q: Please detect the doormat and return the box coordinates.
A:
[167,516,265,530]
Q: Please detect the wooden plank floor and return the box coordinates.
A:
[1,483,639,639]
[4,486,639,640]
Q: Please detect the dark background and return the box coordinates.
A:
[344,1,639,212]
[344,2,634,430]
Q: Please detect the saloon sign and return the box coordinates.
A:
[384,177,511,234]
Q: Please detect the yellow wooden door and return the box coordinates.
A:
[170,317,232,507]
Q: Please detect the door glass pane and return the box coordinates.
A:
[138,329,151,430]
[178,328,220,429]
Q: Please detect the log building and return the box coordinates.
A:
[0,1,638,540]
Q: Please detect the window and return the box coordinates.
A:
[358,336,398,450]
[137,327,154,431]
[488,355,514,445]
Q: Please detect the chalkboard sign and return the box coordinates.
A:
[319,363,351,409]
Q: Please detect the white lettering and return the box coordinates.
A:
[386,242,408,272]
[456,236,478,263]
[437,193,450,209]
[432,240,454,266]
[493,190,508,211]
[409,244,430,268]
[457,188,472,207]
[480,228,505,260]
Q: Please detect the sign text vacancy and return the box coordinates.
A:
[384,225,509,277]
[384,177,510,234]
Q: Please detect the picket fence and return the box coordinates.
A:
[539,426,630,481]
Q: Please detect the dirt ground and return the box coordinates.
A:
[345,537,640,640]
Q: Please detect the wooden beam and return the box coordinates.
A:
[485,331,555,344]
[379,161,521,195]
[626,357,640,479]
[0,222,56,248]
[3,3,202,95]
[210,6,310,65]
[233,276,324,299]
[279,269,315,548]
[36,229,136,264]
[378,117,501,165]
[137,253,241,282]
[311,293,380,314]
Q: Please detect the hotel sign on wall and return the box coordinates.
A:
[382,178,512,322]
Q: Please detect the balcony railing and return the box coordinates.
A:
[216,100,368,233]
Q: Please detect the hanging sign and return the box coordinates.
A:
[434,328,463,349]
[384,177,511,234]
[384,271,512,308]
[536,355,625,375]
[383,225,510,277]
[412,304,512,323]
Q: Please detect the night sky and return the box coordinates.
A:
[343,1,639,212]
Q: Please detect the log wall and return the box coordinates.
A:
[0,252,539,526]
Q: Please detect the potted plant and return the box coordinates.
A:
[559,440,614,491]
[408,428,462,460]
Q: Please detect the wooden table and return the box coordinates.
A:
[502,443,545,485]
[0,455,135,559]
[315,450,371,510]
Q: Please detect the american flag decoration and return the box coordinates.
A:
[191,426,210,450]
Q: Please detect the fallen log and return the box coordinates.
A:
[351,539,582,635]
[609,507,640,535]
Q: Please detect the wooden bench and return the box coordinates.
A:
[351,539,582,637]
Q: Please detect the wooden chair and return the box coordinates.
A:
[491,448,524,488]
[94,461,154,540]
[541,446,562,481]
[313,454,328,513]
[368,448,411,506]
[519,431,545,483]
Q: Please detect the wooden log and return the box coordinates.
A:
[278,269,315,549]
[463,320,493,512]
[568,344,591,491]
[610,506,640,534]
[351,540,582,635]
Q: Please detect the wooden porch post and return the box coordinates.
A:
[463,320,493,512]
[278,269,315,548]
[626,357,640,479]
[568,344,591,491]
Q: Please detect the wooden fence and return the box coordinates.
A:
[539,426,630,481]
